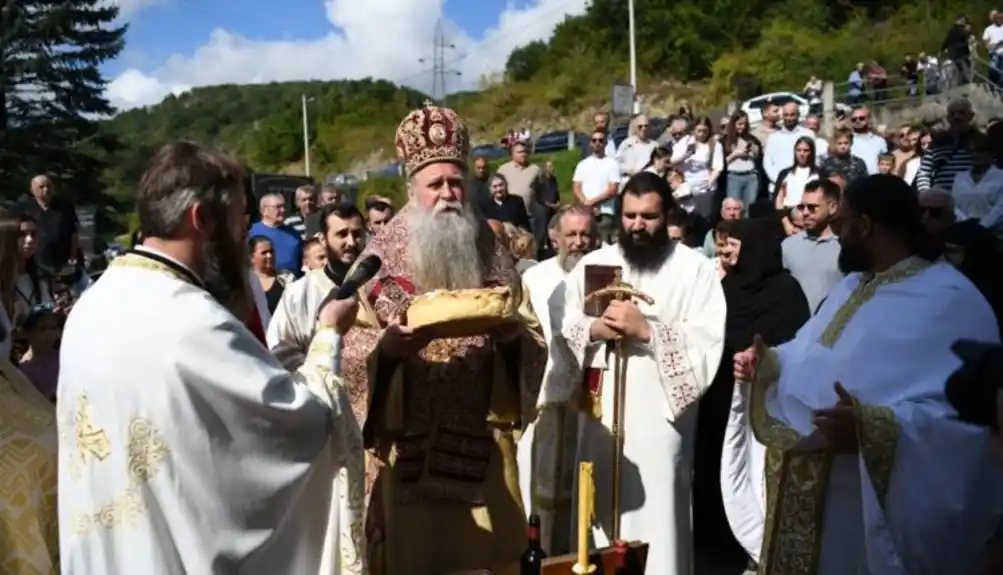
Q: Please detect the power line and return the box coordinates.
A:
[419,17,461,102]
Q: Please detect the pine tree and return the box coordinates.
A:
[0,0,125,215]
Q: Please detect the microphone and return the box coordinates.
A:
[319,255,383,308]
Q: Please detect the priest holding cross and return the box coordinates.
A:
[560,171,727,574]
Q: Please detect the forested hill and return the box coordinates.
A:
[98,0,998,198]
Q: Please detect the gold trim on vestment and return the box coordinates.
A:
[852,400,898,506]
[818,257,930,348]
[110,252,199,287]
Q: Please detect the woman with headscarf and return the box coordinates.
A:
[694,218,811,569]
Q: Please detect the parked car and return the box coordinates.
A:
[471,143,509,160]
[533,130,575,154]
[741,91,850,126]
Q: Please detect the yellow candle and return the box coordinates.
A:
[573,462,595,574]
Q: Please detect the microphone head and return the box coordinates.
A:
[355,255,383,278]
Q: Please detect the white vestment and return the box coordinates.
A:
[57,249,366,575]
[267,268,337,370]
[517,256,580,552]
[561,243,726,574]
[721,258,1003,574]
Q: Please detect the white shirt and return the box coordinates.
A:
[762,126,815,186]
[671,135,724,193]
[615,136,657,177]
[983,24,1003,54]
[952,165,1003,229]
[778,166,819,207]
[573,155,622,216]
[903,155,921,186]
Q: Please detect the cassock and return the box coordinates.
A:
[518,256,581,554]
[339,206,549,575]
[0,303,58,574]
[721,257,1003,574]
[560,242,726,575]
[57,249,366,575]
[267,266,342,370]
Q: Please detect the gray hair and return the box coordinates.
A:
[919,187,955,209]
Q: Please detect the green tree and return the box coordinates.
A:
[1,0,125,222]
[505,41,549,82]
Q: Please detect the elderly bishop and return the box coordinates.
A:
[561,172,726,575]
[339,102,551,574]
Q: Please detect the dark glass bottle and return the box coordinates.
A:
[520,514,547,575]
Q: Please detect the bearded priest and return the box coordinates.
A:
[57,142,366,574]
[561,171,727,575]
[338,101,551,574]
[268,202,367,369]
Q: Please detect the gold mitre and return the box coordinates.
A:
[395,99,470,178]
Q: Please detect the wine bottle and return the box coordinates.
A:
[520,514,547,575]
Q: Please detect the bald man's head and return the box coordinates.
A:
[258,192,287,226]
[781,103,800,129]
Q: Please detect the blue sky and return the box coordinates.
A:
[105,0,586,110]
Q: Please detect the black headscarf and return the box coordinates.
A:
[721,218,810,350]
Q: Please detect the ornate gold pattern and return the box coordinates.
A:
[110,252,198,287]
[818,257,930,348]
[852,400,899,506]
[394,102,469,177]
[70,417,171,535]
[74,394,111,463]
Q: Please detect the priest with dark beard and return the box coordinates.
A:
[559,171,727,575]
[267,201,367,369]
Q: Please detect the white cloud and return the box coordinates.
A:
[106,0,163,18]
[105,0,588,110]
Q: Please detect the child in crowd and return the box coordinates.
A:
[301,237,326,273]
[668,169,693,212]
[878,154,896,175]
[18,306,61,402]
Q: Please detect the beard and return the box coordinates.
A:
[408,201,485,290]
[557,249,586,273]
[200,221,252,317]
[837,237,872,274]
[617,221,672,272]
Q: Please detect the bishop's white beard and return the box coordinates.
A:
[408,201,484,290]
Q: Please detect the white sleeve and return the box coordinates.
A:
[572,162,585,183]
[265,281,311,370]
[711,142,725,171]
[607,160,622,184]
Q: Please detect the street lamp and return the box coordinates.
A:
[301,94,315,177]
[628,0,639,113]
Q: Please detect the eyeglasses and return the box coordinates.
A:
[851,116,867,122]
[796,203,820,213]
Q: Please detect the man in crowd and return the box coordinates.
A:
[919,187,959,240]
[338,102,552,574]
[304,183,345,237]
[582,111,617,159]
[561,171,726,575]
[804,115,829,160]
[763,103,815,193]
[17,174,80,275]
[847,107,889,174]
[249,192,303,275]
[267,202,366,370]
[572,128,622,244]
[57,141,366,574]
[534,160,561,259]
[916,98,976,191]
[518,205,597,552]
[365,197,395,238]
[782,179,843,312]
[731,175,1002,574]
[469,156,492,208]
[495,141,542,214]
[702,197,745,257]
[753,102,780,145]
[284,184,318,239]
[615,114,657,177]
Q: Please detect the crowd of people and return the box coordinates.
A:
[2,91,1003,575]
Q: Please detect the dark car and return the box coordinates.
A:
[533,131,573,154]
[612,123,630,149]
[471,143,509,160]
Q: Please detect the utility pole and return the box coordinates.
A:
[419,18,461,103]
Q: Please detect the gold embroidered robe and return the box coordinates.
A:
[339,207,548,575]
[0,359,58,575]
[56,249,366,575]
[726,258,1003,575]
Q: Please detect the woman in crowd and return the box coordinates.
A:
[508,226,538,273]
[774,136,820,236]
[249,235,289,315]
[643,146,672,179]
[704,218,811,570]
[722,111,764,208]
[897,126,930,186]
[671,115,725,220]
[952,132,1003,232]
[0,211,58,572]
[12,214,55,325]
[819,128,869,185]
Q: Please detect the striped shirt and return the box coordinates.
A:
[283,214,308,239]
[914,141,974,192]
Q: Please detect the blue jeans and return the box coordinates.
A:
[727,172,759,207]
